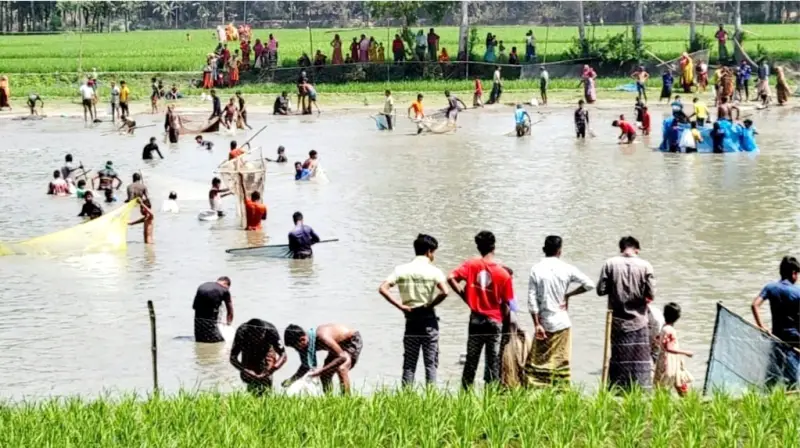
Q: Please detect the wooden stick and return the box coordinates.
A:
[147,300,159,394]
[601,310,613,389]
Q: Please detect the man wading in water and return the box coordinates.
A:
[288,211,320,259]
[282,323,363,394]
[230,318,287,395]
[597,236,655,391]
[379,233,449,387]
[192,276,234,343]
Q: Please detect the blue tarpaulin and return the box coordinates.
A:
[658,118,759,153]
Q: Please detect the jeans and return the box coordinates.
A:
[461,312,502,389]
[402,308,439,386]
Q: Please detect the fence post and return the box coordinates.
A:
[601,310,612,389]
[147,300,159,393]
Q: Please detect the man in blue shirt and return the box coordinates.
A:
[288,211,320,259]
[752,256,800,347]
[737,60,752,102]
[752,256,800,388]
[514,104,531,137]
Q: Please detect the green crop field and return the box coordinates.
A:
[1,388,799,447]
[1,24,799,73]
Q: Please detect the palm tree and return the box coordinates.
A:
[457,0,469,60]
[733,0,743,62]
[633,0,644,52]
[689,1,696,45]
[577,0,586,56]
[152,1,175,28]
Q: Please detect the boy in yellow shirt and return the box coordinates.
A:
[119,80,131,119]
[690,97,709,127]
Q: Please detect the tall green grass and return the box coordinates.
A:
[1,24,798,73]
[1,388,798,446]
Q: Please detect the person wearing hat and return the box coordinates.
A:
[92,161,122,193]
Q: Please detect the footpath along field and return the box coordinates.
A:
[2,24,800,73]
[1,388,799,447]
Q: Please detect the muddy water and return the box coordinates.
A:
[0,103,798,399]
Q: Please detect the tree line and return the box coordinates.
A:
[0,1,798,34]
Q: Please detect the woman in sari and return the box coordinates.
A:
[228,51,240,87]
[580,65,597,103]
[253,39,264,68]
[359,35,370,62]
[679,53,694,93]
[350,37,359,62]
[368,37,378,62]
[720,67,735,102]
[0,75,10,110]
[331,34,344,65]
[484,33,497,63]
[776,66,791,106]
[202,56,214,90]
[240,40,251,71]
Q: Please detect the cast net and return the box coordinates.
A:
[703,303,800,396]
[0,200,138,256]
[216,147,266,223]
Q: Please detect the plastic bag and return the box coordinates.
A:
[285,375,323,397]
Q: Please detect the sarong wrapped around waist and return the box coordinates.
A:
[524,327,571,387]
[609,325,652,391]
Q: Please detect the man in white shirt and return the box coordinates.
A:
[382,89,394,131]
[79,80,96,123]
[525,235,594,387]
[109,81,121,123]
[379,234,449,386]
[488,66,502,104]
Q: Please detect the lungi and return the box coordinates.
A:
[608,325,652,391]
[524,327,572,387]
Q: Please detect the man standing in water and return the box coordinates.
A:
[235,91,252,130]
[209,177,233,218]
[125,172,149,203]
[79,80,96,124]
[382,89,394,131]
[379,234,449,386]
[716,95,740,122]
[574,100,589,139]
[444,90,467,125]
[209,89,222,124]
[525,235,594,387]
[244,191,267,231]
[282,323,363,394]
[448,231,514,390]
[514,104,531,137]
[288,211,320,259]
[92,161,122,193]
[596,236,655,391]
[193,276,234,343]
[77,191,103,220]
[751,256,800,349]
[302,150,319,173]
[142,137,164,160]
[230,318,287,395]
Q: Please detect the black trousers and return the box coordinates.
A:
[402,308,439,386]
[462,312,502,389]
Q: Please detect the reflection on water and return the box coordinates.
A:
[0,104,798,399]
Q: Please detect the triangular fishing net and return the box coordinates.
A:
[216,148,266,224]
[0,200,138,256]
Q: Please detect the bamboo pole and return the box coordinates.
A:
[147,300,159,393]
[601,310,612,388]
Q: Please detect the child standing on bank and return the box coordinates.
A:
[473,77,483,108]
[654,302,694,396]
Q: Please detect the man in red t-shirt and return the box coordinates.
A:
[612,119,637,144]
[392,34,405,63]
[448,230,514,389]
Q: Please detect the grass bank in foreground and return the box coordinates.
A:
[1,388,798,447]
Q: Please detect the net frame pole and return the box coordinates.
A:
[702,301,725,395]
[147,300,159,394]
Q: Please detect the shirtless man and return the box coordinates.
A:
[223,97,238,129]
[302,150,319,174]
[282,323,363,394]
[118,117,137,135]
[92,161,122,192]
[235,91,252,130]
[230,319,287,395]
[128,198,154,244]
[209,177,233,217]
[631,66,649,102]
[265,146,287,163]
[716,95,740,122]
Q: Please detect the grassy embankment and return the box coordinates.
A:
[1,388,799,446]
[1,25,797,101]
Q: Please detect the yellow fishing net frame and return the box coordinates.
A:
[216,147,266,222]
[0,200,139,256]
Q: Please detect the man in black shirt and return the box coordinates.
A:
[142,137,164,160]
[288,211,321,259]
[77,191,103,220]
[273,91,289,115]
[209,89,222,121]
[230,319,287,395]
[192,276,234,343]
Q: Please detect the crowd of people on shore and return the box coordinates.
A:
[196,229,800,396]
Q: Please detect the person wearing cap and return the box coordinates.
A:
[631,65,650,103]
[92,161,122,192]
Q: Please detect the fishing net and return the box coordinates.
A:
[703,303,800,396]
[216,148,266,221]
[0,200,138,256]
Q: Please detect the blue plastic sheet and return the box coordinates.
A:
[658,118,759,153]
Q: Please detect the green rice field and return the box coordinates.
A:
[1,24,799,74]
[1,388,799,447]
